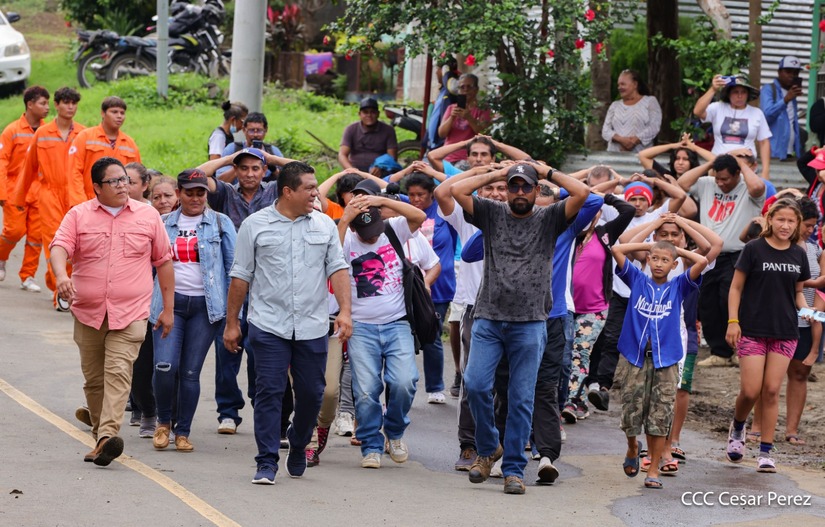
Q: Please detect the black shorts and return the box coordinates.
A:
[793,326,813,362]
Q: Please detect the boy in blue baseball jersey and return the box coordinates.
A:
[611,241,708,489]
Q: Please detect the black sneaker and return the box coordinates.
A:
[285,428,306,478]
[449,372,462,398]
[588,387,610,412]
[561,404,577,424]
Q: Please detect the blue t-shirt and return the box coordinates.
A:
[423,199,458,303]
[616,259,700,368]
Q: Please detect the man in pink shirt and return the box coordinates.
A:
[50,157,174,467]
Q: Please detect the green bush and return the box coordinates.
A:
[60,0,156,31]
[609,21,648,99]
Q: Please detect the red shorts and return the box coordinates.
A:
[737,336,797,359]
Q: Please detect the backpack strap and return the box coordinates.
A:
[383,220,406,262]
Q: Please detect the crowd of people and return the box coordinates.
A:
[0,52,820,494]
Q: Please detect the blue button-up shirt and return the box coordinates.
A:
[230,204,349,340]
[207,179,278,231]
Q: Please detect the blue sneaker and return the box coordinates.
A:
[285,428,307,478]
[252,465,276,485]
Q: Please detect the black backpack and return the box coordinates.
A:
[383,221,441,346]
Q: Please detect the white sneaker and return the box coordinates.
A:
[20,277,41,292]
[385,436,409,463]
[427,392,446,404]
[537,456,559,484]
[361,452,381,469]
[490,458,503,478]
[335,412,354,436]
[56,295,71,312]
[218,418,237,435]
[560,425,566,443]
[0,260,5,281]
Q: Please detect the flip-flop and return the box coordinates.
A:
[644,477,663,489]
[623,440,641,478]
[786,435,807,446]
[671,445,686,462]
[640,456,651,472]
[659,458,679,476]
[746,431,761,443]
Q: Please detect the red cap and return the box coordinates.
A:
[808,149,825,170]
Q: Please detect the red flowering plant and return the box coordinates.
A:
[268,2,306,52]
[329,0,621,166]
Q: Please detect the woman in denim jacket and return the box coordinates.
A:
[149,168,236,452]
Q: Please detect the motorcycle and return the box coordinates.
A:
[383,104,424,165]
[74,29,121,88]
[106,0,229,82]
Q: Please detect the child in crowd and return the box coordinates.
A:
[619,213,723,470]
[725,199,811,473]
[612,240,708,489]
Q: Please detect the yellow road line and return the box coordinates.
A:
[0,378,241,527]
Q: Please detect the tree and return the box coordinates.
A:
[329,1,624,165]
[648,0,680,143]
[62,0,156,33]
[696,0,732,38]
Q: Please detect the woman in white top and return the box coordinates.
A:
[602,70,662,153]
[693,75,772,180]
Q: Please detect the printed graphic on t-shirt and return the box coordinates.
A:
[708,192,739,223]
[350,243,403,298]
[419,218,435,245]
[173,229,199,263]
[720,117,747,145]
[633,294,673,320]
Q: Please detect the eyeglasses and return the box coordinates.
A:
[245,128,265,136]
[99,176,129,187]
[508,182,535,194]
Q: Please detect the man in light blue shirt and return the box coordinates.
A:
[225,161,352,485]
[760,55,804,161]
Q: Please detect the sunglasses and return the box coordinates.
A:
[508,182,535,194]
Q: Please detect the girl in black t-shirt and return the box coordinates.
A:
[725,199,810,474]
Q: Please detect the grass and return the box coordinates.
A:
[0,1,416,182]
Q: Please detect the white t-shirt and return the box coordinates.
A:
[343,216,413,324]
[438,200,483,305]
[405,232,440,272]
[612,201,671,298]
[172,213,205,296]
[208,128,228,157]
[704,102,772,156]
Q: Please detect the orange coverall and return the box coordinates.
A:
[13,120,86,295]
[0,114,45,281]
[67,125,141,207]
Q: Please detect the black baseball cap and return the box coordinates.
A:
[351,206,383,240]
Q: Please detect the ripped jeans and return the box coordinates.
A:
[152,293,221,437]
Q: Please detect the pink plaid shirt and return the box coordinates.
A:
[51,198,172,330]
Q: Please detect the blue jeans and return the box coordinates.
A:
[214,300,255,425]
[465,318,546,479]
[248,323,327,468]
[348,320,419,455]
[152,293,220,437]
[421,302,449,393]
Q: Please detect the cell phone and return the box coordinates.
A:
[252,140,264,150]
[455,94,467,109]
[719,75,737,87]
[798,307,825,322]
[792,76,803,88]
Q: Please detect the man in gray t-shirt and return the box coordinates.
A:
[451,162,588,493]
[678,152,766,366]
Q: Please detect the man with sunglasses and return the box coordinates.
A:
[451,162,588,494]
[50,157,174,468]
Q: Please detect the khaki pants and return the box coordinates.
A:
[307,336,343,448]
[73,316,147,440]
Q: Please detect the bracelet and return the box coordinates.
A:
[547,169,555,183]
[727,319,739,324]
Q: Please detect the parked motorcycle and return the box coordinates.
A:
[74,29,121,88]
[384,104,424,165]
[106,0,229,82]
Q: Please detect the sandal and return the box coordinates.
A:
[670,444,686,462]
[644,477,663,489]
[350,436,362,446]
[785,435,807,446]
[622,440,641,478]
[640,456,651,472]
[746,431,761,443]
[659,458,679,476]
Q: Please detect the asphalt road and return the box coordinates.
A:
[1,246,825,527]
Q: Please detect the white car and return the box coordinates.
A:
[0,11,29,91]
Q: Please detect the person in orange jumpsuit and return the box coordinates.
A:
[0,86,50,290]
[68,96,140,207]
[13,87,85,310]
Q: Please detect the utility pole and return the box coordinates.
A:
[156,0,169,98]
[229,0,267,111]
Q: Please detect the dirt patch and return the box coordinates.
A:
[14,9,75,55]
[687,348,825,471]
